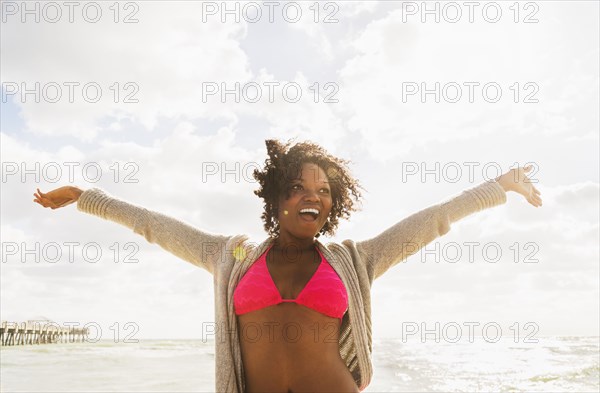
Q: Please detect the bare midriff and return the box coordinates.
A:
[237,247,359,393]
[237,306,358,393]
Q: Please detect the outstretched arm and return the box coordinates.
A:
[355,166,542,282]
[34,186,231,274]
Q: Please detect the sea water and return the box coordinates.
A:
[1,336,598,392]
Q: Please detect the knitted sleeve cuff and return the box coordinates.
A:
[76,187,113,218]
[465,179,507,210]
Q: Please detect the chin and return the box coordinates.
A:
[294,230,319,239]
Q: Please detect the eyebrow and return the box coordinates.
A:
[293,179,330,184]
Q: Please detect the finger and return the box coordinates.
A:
[37,188,45,196]
[526,196,534,206]
[35,200,48,208]
[527,194,539,207]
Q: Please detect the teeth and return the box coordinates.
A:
[299,208,319,215]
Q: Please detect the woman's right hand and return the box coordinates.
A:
[33,186,85,210]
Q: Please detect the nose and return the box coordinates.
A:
[303,188,320,202]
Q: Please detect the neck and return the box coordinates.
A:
[272,234,316,254]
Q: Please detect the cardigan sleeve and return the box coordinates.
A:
[76,188,232,275]
[355,179,507,281]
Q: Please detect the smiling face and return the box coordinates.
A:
[276,162,333,242]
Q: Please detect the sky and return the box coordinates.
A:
[1,1,598,341]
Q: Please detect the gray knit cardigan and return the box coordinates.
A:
[77,179,507,392]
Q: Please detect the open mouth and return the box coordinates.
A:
[298,209,319,223]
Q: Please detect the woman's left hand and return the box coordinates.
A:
[495,165,542,207]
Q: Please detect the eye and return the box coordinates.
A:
[290,184,330,194]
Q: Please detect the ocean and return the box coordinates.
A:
[1,336,598,392]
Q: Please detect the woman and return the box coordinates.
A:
[33,139,542,392]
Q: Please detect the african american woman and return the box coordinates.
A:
[33,138,542,392]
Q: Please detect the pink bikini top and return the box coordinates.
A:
[234,244,348,322]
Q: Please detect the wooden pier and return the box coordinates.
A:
[0,321,89,346]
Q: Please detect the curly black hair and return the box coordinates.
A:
[253,138,366,238]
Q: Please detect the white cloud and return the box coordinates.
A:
[1,2,252,140]
[338,2,599,161]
